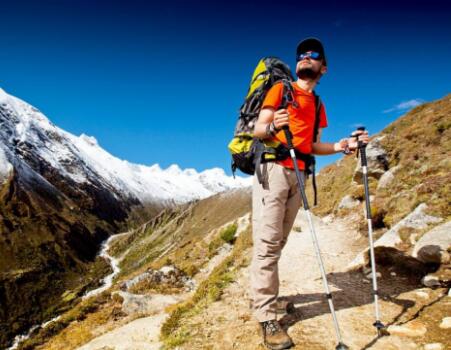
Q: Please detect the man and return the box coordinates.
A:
[250,38,369,349]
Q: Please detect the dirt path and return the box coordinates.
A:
[180,211,450,350]
[77,314,167,350]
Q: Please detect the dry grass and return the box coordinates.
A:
[306,154,358,217]
[20,292,112,350]
[160,224,253,348]
[308,94,451,235]
[109,189,250,287]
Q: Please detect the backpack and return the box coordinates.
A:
[228,57,322,204]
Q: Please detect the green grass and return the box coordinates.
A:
[220,223,238,243]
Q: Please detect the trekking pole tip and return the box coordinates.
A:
[374,320,389,337]
[335,342,350,350]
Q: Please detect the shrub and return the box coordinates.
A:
[220,223,238,243]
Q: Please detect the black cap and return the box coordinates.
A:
[296,37,327,66]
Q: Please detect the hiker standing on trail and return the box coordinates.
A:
[250,38,369,349]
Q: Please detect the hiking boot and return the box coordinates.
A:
[260,320,294,350]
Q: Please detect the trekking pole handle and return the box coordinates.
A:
[359,140,368,167]
[349,126,367,165]
[356,127,368,167]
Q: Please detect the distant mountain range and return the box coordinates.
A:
[0,88,250,205]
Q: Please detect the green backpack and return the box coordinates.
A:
[228,57,322,204]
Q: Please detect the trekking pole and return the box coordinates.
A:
[353,126,386,337]
[282,126,349,350]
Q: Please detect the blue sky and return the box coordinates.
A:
[1,0,450,175]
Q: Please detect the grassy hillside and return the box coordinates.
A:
[0,171,113,348]
[0,155,168,348]
[112,187,252,282]
[17,188,251,349]
[308,94,450,229]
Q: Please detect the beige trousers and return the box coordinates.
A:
[250,162,303,322]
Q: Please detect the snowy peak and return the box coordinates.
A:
[79,133,99,147]
[0,88,251,204]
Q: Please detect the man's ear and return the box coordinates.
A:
[321,64,328,75]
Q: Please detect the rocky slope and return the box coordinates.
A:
[0,88,250,348]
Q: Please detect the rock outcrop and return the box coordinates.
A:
[347,203,443,270]
[353,136,389,182]
[412,221,451,264]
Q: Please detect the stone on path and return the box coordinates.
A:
[422,274,441,288]
[439,317,451,329]
[424,343,444,350]
[387,321,427,337]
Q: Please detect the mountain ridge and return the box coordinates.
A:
[0,87,251,205]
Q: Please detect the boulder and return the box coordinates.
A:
[338,195,360,209]
[116,291,179,315]
[347,203,442,270]
[353,136,389,182]
[422,274,441,288]
[377,165,400,190]
[412,221,451,264]
[374,203,441,250]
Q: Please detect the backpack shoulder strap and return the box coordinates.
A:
[313,92,322,143]
[312,91,322,206]
[280,79,294,109]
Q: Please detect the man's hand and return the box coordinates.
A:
[347,129,369,151]
[334,130,370,155]
[273,109,290,130]
[334,138,349,153]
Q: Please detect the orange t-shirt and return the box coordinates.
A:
[262,82,328,170]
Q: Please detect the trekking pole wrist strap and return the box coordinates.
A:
[342,144,352,155]
[271,121,281,132]
[265,121,280,137]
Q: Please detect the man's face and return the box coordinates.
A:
[295,51,327,80]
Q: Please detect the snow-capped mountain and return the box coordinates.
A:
[0,87,251,348]
[0,88,250,205]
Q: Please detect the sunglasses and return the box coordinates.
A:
[297,51,321,61]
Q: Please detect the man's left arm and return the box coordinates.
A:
[312,129,346,155]
[312,129,369,155]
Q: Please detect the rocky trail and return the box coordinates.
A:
[176,211,450,350]
[45,211,449,350]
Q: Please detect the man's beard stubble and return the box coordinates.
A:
[296,66,321,80]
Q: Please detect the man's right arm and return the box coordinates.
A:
[254,108,275,139]
[254,108,290,139]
